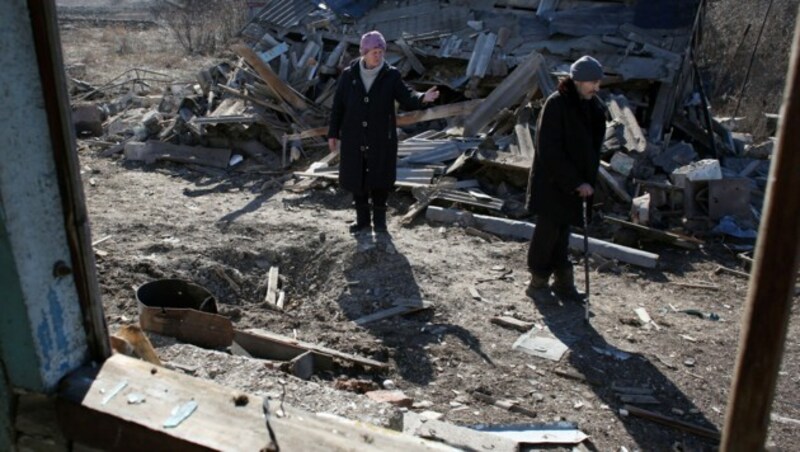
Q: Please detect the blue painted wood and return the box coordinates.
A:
[0,0,89,393]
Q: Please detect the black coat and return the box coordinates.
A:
[526,81,606,225]
[328,59,425,192]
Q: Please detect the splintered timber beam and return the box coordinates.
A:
[462,52,545,137]
[232,44,308,111]
[426,206,659,268]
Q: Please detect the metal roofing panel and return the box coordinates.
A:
[358,2,470,41]
[253,0,320,29]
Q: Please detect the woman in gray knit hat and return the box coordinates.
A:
[328,30,439,234]
[524,55,607,303]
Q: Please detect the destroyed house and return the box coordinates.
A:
[241,0,706,145]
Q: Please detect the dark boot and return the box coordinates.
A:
[526,272,554,302]
[349,204,371,234]
[372,207,388,233]
[552,266,585,302]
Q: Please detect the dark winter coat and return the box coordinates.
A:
[328,59,425,193]
[525,80,606,225]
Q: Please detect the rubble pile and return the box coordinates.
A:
[72,0,772,254]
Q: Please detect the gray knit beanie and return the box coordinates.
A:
[569,55,604,82]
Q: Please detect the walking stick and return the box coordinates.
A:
[582,198,590,323]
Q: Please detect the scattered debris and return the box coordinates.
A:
[163,400,199,428]
[100,380,128,406]
[679,309,720,321]
[471,391,537,419]
[621,405,720,441]
[234,329,389,371]
[490,316,534,332]
[75,0,766,256]
[353,300,433,326]
[399,411,518,452]
[512,329,570,362]
[471,422,589,446]
[112,324,162,365]
[366,390,413,408]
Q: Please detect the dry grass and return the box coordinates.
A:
[59,21,219,88]
[698,0,799,138]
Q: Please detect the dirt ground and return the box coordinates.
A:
[58,2,800,450]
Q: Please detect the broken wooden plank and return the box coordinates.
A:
[232,43,308,111]
[192,115,258,125]
[622,405,720,440]
[490,316,534,332]
[401,411,517,452]
[400,187,438,226]
[91,235,112,247]
[426,206,659,268]
[139,308,234,349]
[124,141,231,169]
[396,38,426,75]
[284,100,481,141]
[648,82,676,141]
[111,325,161,366]
[604,215,704,249]
[464,226,499,242]
[265,266,280,307]
[472,391,537,418]
[235,329,389,370]
[434,189,504,211]
[463,52,545,137]
[354,301,433,326]
[58,354,445,451]
[553,368,601,385]
[714,265,750,279]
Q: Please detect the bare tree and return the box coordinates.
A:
[150,0,249,55]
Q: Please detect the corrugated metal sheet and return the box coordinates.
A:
[358,1,470,41]
[323,0,379,18]
[253,0,320,29]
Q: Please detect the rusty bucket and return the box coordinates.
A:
[136,279,233,349]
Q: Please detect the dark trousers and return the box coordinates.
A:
[353,189,389,210]
[528,215,571,276]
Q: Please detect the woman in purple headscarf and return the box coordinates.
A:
[328,30,439,234]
